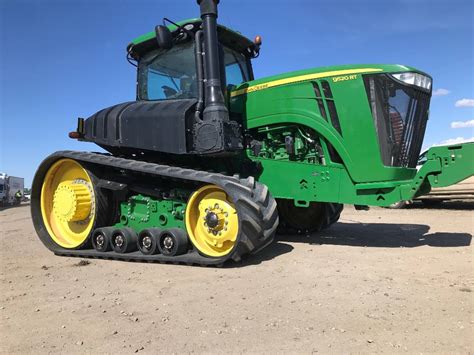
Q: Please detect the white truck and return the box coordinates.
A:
[0,173,24,206]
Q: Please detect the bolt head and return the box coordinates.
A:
[163,236,174,249]
[142,236,152,249]
[115,235,124,247]
[96,234,105,247]
[205,212,219,229]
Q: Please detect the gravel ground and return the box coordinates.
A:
[0,202,472,354]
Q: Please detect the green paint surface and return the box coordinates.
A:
[115,194,186,233]
[128,22,473,208]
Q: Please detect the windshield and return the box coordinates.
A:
[138,42,197,101]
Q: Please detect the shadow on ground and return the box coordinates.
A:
[280,222,472,248]
[241,221,472,267]
[406,200,474,211]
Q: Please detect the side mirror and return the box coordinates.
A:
[155,25,173,49]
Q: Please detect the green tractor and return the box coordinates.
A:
[31,0,473,265]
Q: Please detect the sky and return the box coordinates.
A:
[1,0,473,187]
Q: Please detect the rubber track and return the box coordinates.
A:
[31,151,279,267]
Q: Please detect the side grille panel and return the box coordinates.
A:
[311,80,343,136]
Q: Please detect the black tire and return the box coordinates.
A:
[111,228,138,253]
[92,227,114,252]
[277,199,343,234]
[158,228,188,256]
[322,202,343,230]
[137,228,161,255]
[221,178,279,261]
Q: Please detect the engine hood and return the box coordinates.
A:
[230,64,424,98]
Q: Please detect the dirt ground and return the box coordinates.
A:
[0,202,472,354]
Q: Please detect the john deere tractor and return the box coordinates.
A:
[31,0,473,266]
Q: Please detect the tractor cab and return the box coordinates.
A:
[79,18,258,156]
[128,19,256,101]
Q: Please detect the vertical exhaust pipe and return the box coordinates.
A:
[194,0,241,154]
[197,0,229,123]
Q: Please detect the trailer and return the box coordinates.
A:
[0,173,24,206]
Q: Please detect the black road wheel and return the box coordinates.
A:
[111,228,138,253]
[158,229,188,256]
[138,228,161,255]
[92,227,114,252]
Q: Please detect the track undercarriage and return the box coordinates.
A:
[31,151,342,266]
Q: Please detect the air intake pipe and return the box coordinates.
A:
[197,0,229,122]
[193,0,242,154]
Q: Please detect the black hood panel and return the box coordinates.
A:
[83,99,197,155]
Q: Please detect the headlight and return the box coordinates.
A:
[391,72,432,91]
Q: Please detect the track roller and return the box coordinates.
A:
[111,228,138,253]
[157,228,188,256]
[92,227,114,252]
[137,228,161,255]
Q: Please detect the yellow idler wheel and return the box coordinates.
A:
[185,185,239,257]
[40,159,95,248]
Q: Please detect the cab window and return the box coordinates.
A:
[138,42,197,101]
[224,48,249,88]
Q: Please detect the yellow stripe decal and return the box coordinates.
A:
[230,68,383,97]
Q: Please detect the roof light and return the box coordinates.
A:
[254,35,262,46]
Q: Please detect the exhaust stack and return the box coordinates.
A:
[197,0,228,121]
[194,0,241,154]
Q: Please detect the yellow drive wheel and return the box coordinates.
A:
[185,185,239,257]
[40,159,96,248]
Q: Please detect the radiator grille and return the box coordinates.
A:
[364,74,431,168]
